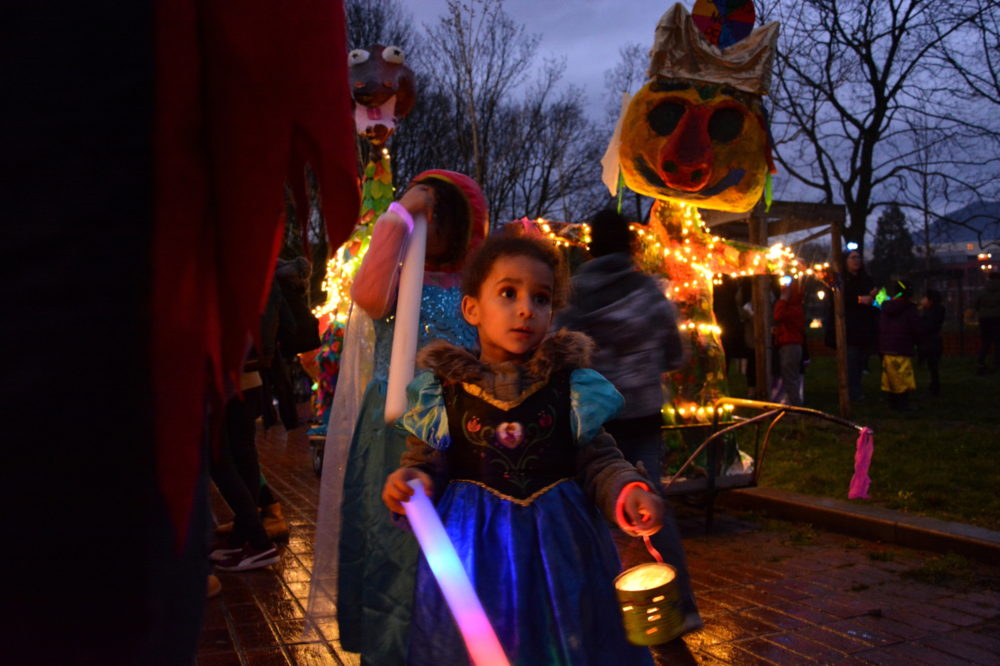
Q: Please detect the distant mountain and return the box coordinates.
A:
[920,201,1000,245]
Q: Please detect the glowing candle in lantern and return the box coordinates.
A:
[615,562,683,646]
[403,479,509,666]
[385,213,427,423]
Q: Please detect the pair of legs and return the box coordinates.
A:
[260,354,299,429]
[881,355,916,412]
[846,345,870,401]
[210,388,272,551]
[605,416,700,626]
[978,317,1000,372]
[776,344,803,406]
[918,351,941,396]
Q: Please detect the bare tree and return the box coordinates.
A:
[600,42,654,223]
[927,0,1000,245]
[426,0,540,183]
[395,0,606,223]
[345,0,418,53]
[342,0,616,224]
[763,0,1000,252]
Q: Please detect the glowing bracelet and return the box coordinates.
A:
[403,479,509,666]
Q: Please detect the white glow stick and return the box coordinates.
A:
[403,479,510,666]
[384,213,427,423]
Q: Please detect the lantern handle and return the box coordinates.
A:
[643,535,664,563]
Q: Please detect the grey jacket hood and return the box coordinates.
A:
[555,253,683,418]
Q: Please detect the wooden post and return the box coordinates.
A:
[750,207,771,399]
[830,222,850,418]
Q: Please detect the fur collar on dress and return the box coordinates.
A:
[417,329,594,388]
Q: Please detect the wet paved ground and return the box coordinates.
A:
[198,424,1000,665]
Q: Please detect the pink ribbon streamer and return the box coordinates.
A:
[848,427,874,499]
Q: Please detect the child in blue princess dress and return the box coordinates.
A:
[383,233,663,665]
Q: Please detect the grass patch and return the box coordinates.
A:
[785,525,819,546]
[735,354,1000,531]
[901,553,972,586]
[867,550,895,562]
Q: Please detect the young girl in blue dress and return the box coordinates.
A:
[383,233,663,665]
[329,170,489,664]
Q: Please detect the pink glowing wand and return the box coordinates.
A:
[403,479,510,666]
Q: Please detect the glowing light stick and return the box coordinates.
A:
[403,479,509,666]
[873,286,889,309]
[384,213,427,423]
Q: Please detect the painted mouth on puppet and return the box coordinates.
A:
[634,156,745,199]
[353,96,398,134]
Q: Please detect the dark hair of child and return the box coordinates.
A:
[461,233,570,310]
[925,288,942,305]
[416,176,470,265]
[588,208,634,258]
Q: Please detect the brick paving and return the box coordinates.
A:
[198,425,1000,665]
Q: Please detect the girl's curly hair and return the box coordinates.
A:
[461,232,569,311]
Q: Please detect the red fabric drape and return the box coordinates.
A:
[153,0,360,547]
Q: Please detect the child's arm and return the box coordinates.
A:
[350,184,436,319]
[350,203,412,319]
[577,430,664,536]
[382,433,450,515]
[616,482,665,537]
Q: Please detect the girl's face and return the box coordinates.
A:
[461,254,555,364]
[402,183,449,262]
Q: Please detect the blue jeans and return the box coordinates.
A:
[606,417,700,619]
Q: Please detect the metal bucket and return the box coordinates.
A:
[614,562,684,646]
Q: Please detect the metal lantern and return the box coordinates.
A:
[614,562,684,646]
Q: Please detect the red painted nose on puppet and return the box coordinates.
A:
[658,106,714,192]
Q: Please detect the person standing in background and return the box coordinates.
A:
[974,272,1000,375]
[830,250,879,401]
[879,281,920,411]
[917,289,945,396]
[555,209,702,636]
[772,277,806,406]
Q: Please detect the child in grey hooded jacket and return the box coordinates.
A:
[555,209,701,635]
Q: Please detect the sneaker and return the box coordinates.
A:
[681,612,704,634]
[261,502,290,542]
[214,543,280,572]
[214,520,235,536]
[209,543,245,562]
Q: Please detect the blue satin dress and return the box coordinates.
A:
[337,285,477,664]
[398,368,654,666]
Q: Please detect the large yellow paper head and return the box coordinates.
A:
[619,79,773,212]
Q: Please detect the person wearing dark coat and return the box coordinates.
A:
[713,274,750,377]
[917,289,945,396]
[975,272,1000,374]
[879,281,920,411]
[554,209,701,636]
[835,250,880,401]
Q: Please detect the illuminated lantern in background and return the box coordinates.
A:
[603,1,790,427]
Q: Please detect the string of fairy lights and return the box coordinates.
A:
[314,206,830,326]
[311,198,831,426]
